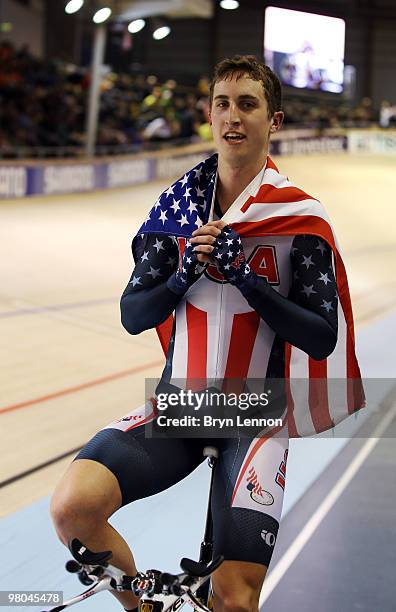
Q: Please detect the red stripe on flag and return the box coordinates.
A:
[232,216,337,252]
[177,237,187,271]
[266,156,279,172]
[308,357,333,432]
[284,342,298,438]
[157,316,174,357]
[223,311,260,380]
[334,253,355,342]
[347,331,365,414]
[254,183,317,205]
[241,195,255,213]
[335,254,365,414]
[186,301,207,388]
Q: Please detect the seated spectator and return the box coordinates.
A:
[0,41,388,159]
[379,100,396,128]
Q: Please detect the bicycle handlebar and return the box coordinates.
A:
[40,544,223,612]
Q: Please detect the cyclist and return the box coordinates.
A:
[51,56,361,612]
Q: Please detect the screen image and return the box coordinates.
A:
[264,7,346,93]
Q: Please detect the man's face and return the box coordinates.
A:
[209,73,281,167]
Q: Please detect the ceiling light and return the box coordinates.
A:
[128,19,146,34]
[220,0,239,9]
[93,7,112,24]
[65,0,84,14]
[153,25,170,40]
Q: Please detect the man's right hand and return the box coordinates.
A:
[167,240,207,295]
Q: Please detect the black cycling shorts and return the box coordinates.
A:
[76,400,289,568]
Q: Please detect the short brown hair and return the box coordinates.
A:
[209,55,282,118]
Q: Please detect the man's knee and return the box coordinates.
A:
[50,493,86,543]
[214,587,262,612]
[50,459,122,543]
[212,561,266,612]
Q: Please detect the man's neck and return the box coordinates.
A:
[216,155,267,215]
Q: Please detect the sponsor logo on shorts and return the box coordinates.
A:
[275,449,288,491]
[246,467,274,506]
[116,414,144,423]
[260,529,276,547]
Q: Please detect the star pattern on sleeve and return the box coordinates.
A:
[146,266,162,279]
[301,254,314,269]
[171,239,208,292]
[290,234,338,333]
[126,233,179,293]
[321,299,334,312]
[318,271,332,285]
[301,284,317,298]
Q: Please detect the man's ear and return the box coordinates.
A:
[270,111,284,133]
[208,109,212,126]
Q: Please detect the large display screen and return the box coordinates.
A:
[264,7,345,93]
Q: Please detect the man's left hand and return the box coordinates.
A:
[190,220,225,264]
[191,222,253,287]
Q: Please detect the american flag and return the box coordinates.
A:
[133,154,365,437]
[134,154,217,240]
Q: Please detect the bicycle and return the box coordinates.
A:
[42,446,223,612]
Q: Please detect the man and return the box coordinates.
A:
[50,56,362,612]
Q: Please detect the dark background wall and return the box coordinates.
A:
[371,17,396,105]
[0,0,44,56]
[143,18,212,82]
[44,0,80,64]
[111,0,396,107]
[4,0,396,107]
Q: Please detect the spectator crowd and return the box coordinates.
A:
[1,41,395,158]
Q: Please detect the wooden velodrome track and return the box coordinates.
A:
[1,152,395,517]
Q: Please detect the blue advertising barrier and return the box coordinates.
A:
[0,131,368,200]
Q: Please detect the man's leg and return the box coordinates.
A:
[212,561,266,612]
[210,427,289,612]
[50,404,205,610]
[51,458,140,610]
